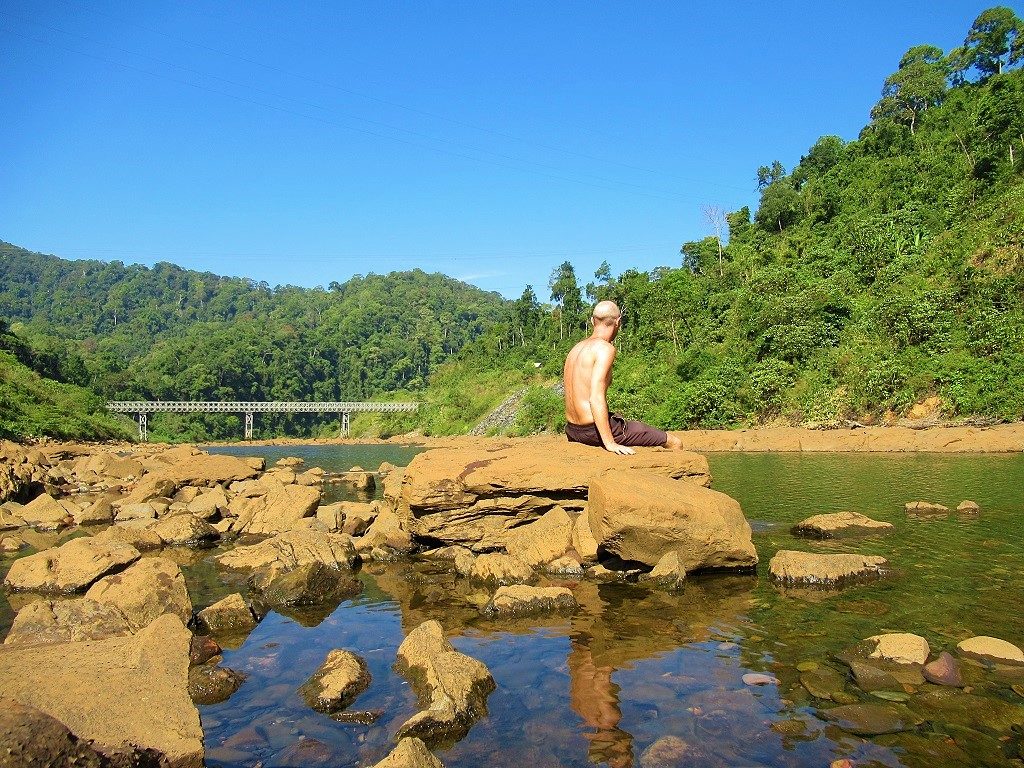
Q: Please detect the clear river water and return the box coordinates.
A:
[4,445,1024,767]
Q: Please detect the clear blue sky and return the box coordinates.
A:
[0,1,1012,299]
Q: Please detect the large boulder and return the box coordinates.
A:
[299,649,371,714]
[769,550,890,587]
[503,507,573,566]
[0,614,204,766]
[254,561,362,606]
[394,619,496,744]
[4,598,132,646]
[93,523,164,552]
[226,479,322,535]
[155,452,260,487]
[186,487,229,519]
[588,470,757,571]
[18,493,75,530]
[4,537,141,594]
[215,529,359,580]
[85,556,192,631]
[393,440,710,551]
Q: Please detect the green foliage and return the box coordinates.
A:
[513,385,566,435]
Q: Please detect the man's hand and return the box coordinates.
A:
[605,442,635,456]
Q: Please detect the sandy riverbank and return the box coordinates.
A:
[207,422,1024,453]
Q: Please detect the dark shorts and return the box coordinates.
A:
[565,413,668,448]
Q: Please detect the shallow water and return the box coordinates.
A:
[4,447,1024,767]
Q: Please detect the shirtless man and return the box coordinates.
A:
[564,300,683,454]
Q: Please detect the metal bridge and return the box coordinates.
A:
[106,401,419,441]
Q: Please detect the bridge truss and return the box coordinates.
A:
[106,401,419,441]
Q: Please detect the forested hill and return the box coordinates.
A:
[1,7,1022,441]
[0,243,506,437]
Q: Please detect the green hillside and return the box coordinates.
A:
[1,6,1021,441]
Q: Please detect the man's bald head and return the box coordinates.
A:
[592,300,621,328]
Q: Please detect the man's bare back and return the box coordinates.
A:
[563,301,681,454]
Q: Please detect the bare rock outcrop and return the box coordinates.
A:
[4,537,141,594]
[769,550,890,587]
[4,598,133,646]
[215,529,359,580]
[394,619,496,744]
[84,556,193,631]
[588,470,757,571]
[0,613,204,767]
[392,441,710,551]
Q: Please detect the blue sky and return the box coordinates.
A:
[0,1,1012,299]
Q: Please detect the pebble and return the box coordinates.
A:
[796,661,820,672]
[742,673,778,686]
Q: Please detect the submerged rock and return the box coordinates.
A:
[791,511,894,538]
[482,585,578,616]
[588,469,758,571]
[800,667,847,701]
[299,649,371,714]
[639,735,711,768]
[819,703,913,735]
[908,687,1024,732]
[4,537,141,594]
[188,664,245,705]
[370,737,445,768]
[394,619,496,744]
[849,661,904,693]
[957,500,980,514]
[904,500,949,516]
[768,550,889,587]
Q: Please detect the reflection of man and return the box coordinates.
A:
[568,635,634,768]
[563,301,683,455]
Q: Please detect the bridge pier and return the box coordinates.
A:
[137,413,148,442]
[341,412,350,437]
[244,411,254,440]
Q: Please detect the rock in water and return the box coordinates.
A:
[394,620,495,744]
[904,500,949,516]
[791,511,894,538]
[299,649,371,714]
[393,441,710,551]
[923,652,964,687]
[195,593,257,635]
[370,738,445,768]
[768,550,889,587]
[482,585,578,616]
[255,561,362,607]
[957,500,980,514]
[819,703,913,735]
[588,469,757,571]
[0,614,204,766]
[467,553,534,585]
[957,635,1024,665]
[867,633,930,665]
[639,550,686,590]
[148,514,219,547]
[4,537,141,594]
[188,664,245,705]
[216,529,359,580]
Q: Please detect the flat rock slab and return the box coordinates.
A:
[216,529,358,579]
[4,598,132,646]
[791,511,894,538]
[819,703,913,735]
[395,619,495,744]
[0,698,108,767]
[589,470,757,570]
[769,550,889,588]
[153,452,260,486]
[0,614,203,766]
[482,585,578,616]
[227,480,322,535]
[394,440,710,550]
[4,537,141,594]
[85,556,193,631]
[957,635,1024,666]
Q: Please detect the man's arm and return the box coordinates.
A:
[588,343,635,456]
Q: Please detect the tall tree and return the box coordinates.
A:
[871,45,948,134]
[548,261,584,340]
[959,6,1023,79]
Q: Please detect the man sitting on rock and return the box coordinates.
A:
[563,300,682,454]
